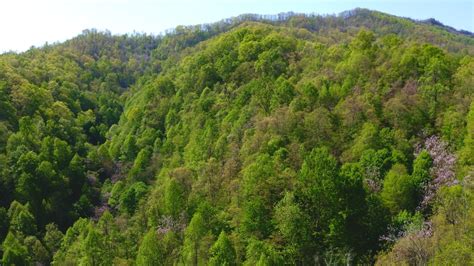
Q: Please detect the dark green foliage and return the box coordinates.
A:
[119,182,148,214]
[0,207,8,243]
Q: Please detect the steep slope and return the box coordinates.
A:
[0,9,473,265]
[57,18,473,265]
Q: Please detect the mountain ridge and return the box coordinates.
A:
[2,8,473,56]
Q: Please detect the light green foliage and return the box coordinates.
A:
[459,102,474,175]
[244,239,283,266]
[25,235,50,265]
[378,180,474,265]
[136,229,165,265]
[43,223,64,259]
[381,164,416,214]
[183,212,210,265]
[412,150,432,199]
[209,231,236,266]
[343,122,380,162]
[81,224,107,265]
[164,177,186,218]
[359,148,392,181]
[2,232,30,265]
[52,218,91,264]
[273,192,310,259]
[7,201,37,235]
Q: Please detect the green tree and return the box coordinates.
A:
[81,224,105,265]
[244,239,283,266]
[296,147,342,250]
[381,164,416,214]
[183,212,209,265]
[209,231,236,266]
[2,232,30,265]
[164,177,186,218]
[273,192,310,258]
[136,229,165,265]
[412,150,432,201]
[128,147,153,181]
[119,182,148,215]
[459,102,474,176]
[43,223,64,259]
[8,201,37,235]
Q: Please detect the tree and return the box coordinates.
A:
[119,182,148,215]
[164,177,186,218]
[418,46,451,122]
[296,147,342,249]
[244,239,283,266]
[108,180,125,207]
[43,223,64,259]
[51,218,89,264]
[128,147,153,181]
[136,229,165,265]
[96,211,121,261]
[15,151,42,205]
[459,102,474,176]
[381,164,416,214]
[209,231,236,266]
[25,235,49,265]
[273,192,310,256]
[68,154,86,199]
[183,212,209,265]
[241,197,272,239]
[8,201,37,235]
[359,148,392,183]
[121,133,138,161]
[270,77,295,108]
[343,122,380,162]
[81,224,105,265]
[1,232,30,265]
[412,150,432,203]
[255,48,287,78]
[240,154,280,239]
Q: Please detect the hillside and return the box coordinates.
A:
[0,9,473,265]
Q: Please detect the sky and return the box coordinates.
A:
[1,0,473,53]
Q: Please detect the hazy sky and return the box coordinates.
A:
[1,0,473,53]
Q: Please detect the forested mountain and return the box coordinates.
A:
[0,8,473,265]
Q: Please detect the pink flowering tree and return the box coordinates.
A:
[415,135,458,207]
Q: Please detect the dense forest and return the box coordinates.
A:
[0,8,473,265]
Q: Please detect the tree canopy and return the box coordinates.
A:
[0,8,473,265]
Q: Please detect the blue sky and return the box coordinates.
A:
[1,0,473,53]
